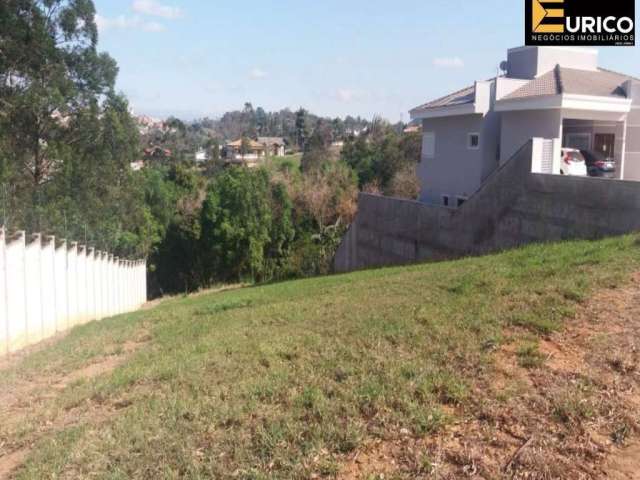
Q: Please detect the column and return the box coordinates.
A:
[25,234,42,345]
[0,228,7,355]
[108,254,115,316]
[86,247,95,323]
[76,245,87,324]
[6,231,27,351]
[41,235,56,338]
[54,239,68,332]
[67,242,78,328]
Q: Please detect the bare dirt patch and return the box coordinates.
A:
[337,273,640,479]
[0,335,149,479]
[0,448,29,480]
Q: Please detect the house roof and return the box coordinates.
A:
[257,137,286,146]
[411,84,476,112]
[502,66,631,101]
[226,139,265,149]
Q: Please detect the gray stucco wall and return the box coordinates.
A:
[418,115,484,205]
[334,140,640,273]
[500,110,562,163]
[419,109,501,205]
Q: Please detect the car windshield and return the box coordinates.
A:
[564,151,585,163]
[582,150,607,162]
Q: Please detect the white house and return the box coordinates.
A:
[410,46,640,207]
[195,148,209,163]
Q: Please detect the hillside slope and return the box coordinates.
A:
[2,235,640,479]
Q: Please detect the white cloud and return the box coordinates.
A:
[432,57,465,69]
[131,0,183,19]
[96,14,166,33]
[249,68,268,80]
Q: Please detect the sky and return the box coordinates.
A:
[94,0,640,122]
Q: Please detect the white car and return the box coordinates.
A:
[560,148,588,176]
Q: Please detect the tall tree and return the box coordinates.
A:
[295,108,309,151]
[0,0,118,230]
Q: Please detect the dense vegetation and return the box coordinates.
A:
[0,0,421,296]
[146,104,372,160]
[2,235,639,478]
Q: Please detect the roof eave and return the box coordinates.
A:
[495,94,631,113]
[410,102,481,120]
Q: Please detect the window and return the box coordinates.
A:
[423,132,436,159]
[564,133,591,151]
[442,195,450,207]
[457,197,468,207]
[468,133,480,150]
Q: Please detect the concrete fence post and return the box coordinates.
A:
[125,261,130,310]
[41,236,56,339]
[115,256,120,315]
[143,260,147,305]
[86,247,95,324]
[137,261,142,307]
[25,234,43,345]
[54,239,67,332]
[0,228,7,355]
[67,242,78,328]
[6,232,27,352]
[100,251,108,318]
[77,245,87,324]
[121,259,126,313]
[94,250,101,321]
[129,261,134,309]
[108,254,115,316]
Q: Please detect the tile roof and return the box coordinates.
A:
[257,137,286,146]
[411,84,476,111]
[502,66,631,100]
[226,139,265,149]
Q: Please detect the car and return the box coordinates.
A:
[580,149,617,178]
[560,148,588,176]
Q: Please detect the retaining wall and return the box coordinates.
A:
[335,140,640,272]
[0,228,147,355]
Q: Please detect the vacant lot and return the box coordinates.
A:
[2,235,640,479]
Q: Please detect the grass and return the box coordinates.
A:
[516,339,546,369]
[2,235,640,478]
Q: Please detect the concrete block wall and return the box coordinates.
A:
[335,139,640,273]
[0,228,147,355]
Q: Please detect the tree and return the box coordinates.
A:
[301,119,335,173]
[0,0,117,191]
[150,163,206,293]
[255,107,268,135]
[200,168,294,283]
[387,164,421,200]
[295,108,309,151]
[341,122,420,193]
[0,0,120,233]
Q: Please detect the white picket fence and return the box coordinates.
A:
[0,227,147,355]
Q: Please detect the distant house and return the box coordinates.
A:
[224,139,266,167]
[403,122,422,134]
[195,148,209,163]
[130,160,145,171]
[258,137,286,157]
